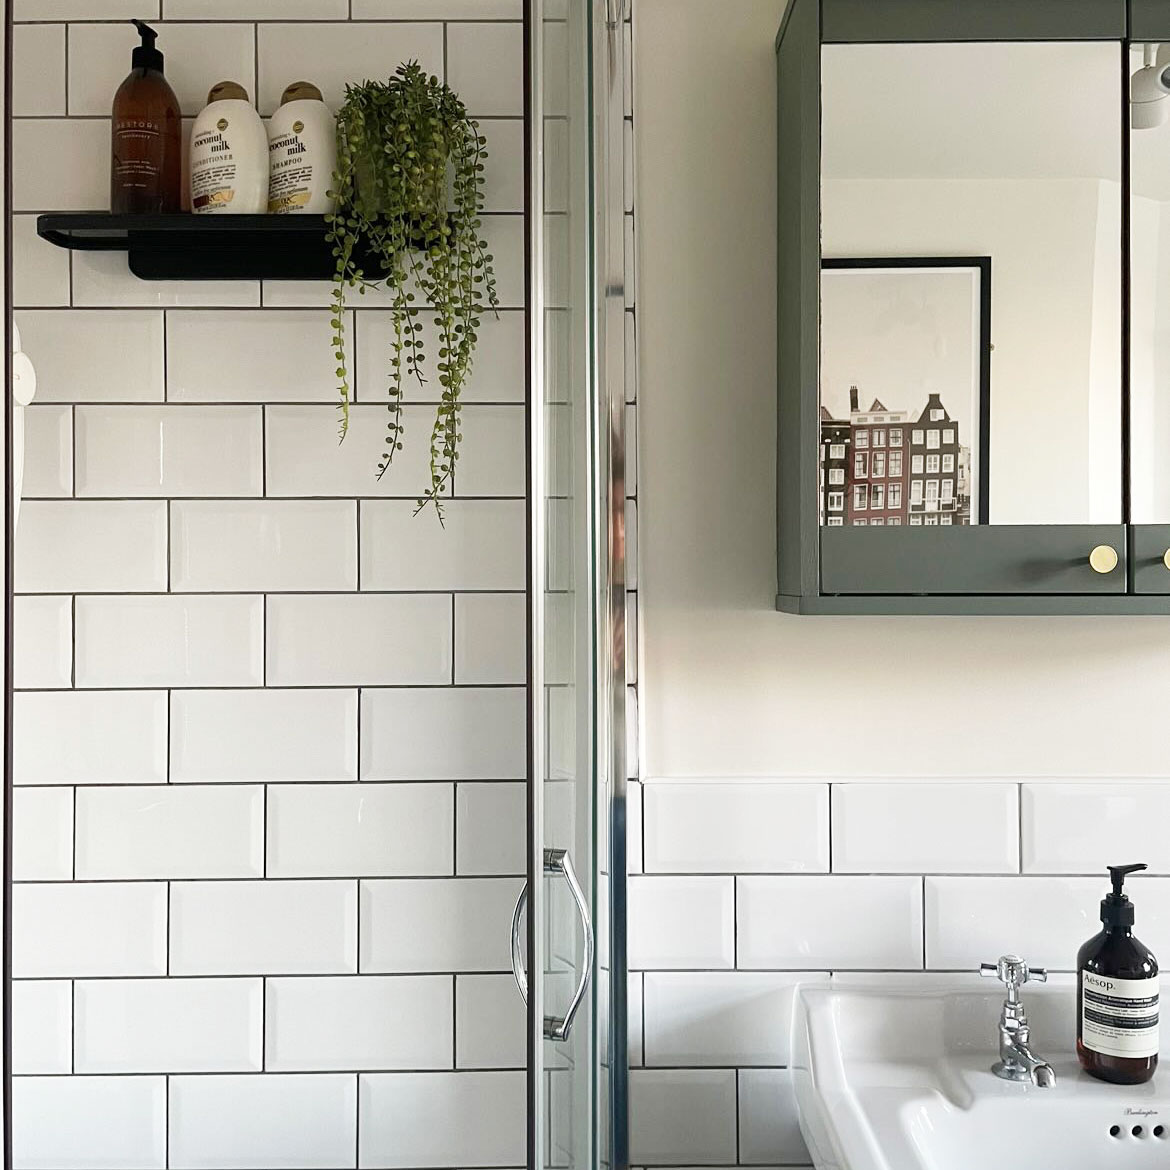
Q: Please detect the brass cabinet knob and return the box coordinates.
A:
[1089,545,1119,574]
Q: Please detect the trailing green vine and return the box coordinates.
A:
[326,62,498,522]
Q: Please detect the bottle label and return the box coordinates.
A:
[1082,971,1159,1059]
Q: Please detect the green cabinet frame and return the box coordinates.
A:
[775,0,1170,615]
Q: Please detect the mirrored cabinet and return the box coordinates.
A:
[776,0,1170,613]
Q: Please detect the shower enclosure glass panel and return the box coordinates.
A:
[524,0,627,1166]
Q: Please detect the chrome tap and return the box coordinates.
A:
[979,954,1056,1087]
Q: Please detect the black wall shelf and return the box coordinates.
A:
[37,213,343,280]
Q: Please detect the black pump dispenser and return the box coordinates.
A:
[130,20,164,73]
[1101,862,1146,928]
[1077,862,1159,1085]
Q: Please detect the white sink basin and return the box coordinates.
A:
[792,983,1170,1170]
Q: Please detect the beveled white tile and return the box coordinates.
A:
[266,975,451,1071]
[72,251,260,308]
[1022,783,1170,874]
[76,595,264,688]
[629,1069,737,1167]
[76,785,264,880]
[267,783,453,877]
[361,499,524,591]
[171,689,357,783]
[14,882,168,977]
[16,310,164,401]
[168,310,352,401]
[20,405,72,496]
[455,974,525,1069]
[17,501,167,593]
[69,23,255,116]
[643,972,821,1067]
[266,404,437,499]
[628,780,644,873]
[75,406,263,496]
[164,0,343,14]
[13,120,108,210]
[17,0,156,15]
[454,593,525,684]
[627,876,735,971]
[13,1075,166,1170]
[456,782,525,876]
[14,215,70,308]
[170,880,357,975]
[361,877,523,973]
[15,690,168,786]
[75,978,262,1073]
[267,594,451,686]
[738,876,924,971]
[643,781,828,874]
[447,23,523,116]
[356,308,523,405]
[13,787,73,881]
[172,500,357,591]
[359,1071,525,1168]
[257,22,443,114]
[833,782,1019,874]
[14,25,65,116]
[479,118,524,212]
[169,1074,357,1170]
[12,981,72,1074]
[14,595,72,689]
[456,405,525,496]
[360,686,525,780]
[481,214,525,307]
[739,1069,809,1167]
[925,876,1144,971]
[353,0,520,13]
[629,974,644,1066]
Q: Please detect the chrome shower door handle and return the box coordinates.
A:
[508,848,596,1043]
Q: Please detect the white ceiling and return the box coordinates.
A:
[822,41,1170,200]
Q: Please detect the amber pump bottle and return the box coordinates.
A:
[1077,863,1159,1085]
[111,19,181,213]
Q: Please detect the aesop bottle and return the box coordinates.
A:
[111,19,181,213]
[1077,864,1159,1085]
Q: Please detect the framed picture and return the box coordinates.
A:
[818,257,991,529]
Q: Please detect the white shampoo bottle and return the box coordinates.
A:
[189,81,269,214]
[267,81,337,214]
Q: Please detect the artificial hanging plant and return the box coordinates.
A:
[326,62,498,522]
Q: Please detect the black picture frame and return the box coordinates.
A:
[821,256,992,526]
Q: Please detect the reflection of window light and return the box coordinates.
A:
[926,455,940,474]
[910,481,924,505]
[856,430,869,449]
[871,485,885,509]
[925,515,940,525]
[855,453,869,477]
[888,484,902,508]
[909,515,923,525]
[873,453,886,478]
[888,517,902,526]
[930,408,944,421]
[940,515,953,526]
[829,469,844,485]
[911,429,924,445]
[912,455,924,475]
[942,454,954,473]
[890,429,903,446]
[927,430,941,449]
[829,443,845,459]
[943,429,955,445]
[853,485,868,510]
[942,479,954,503]
[827,516,843,526]
[870,517,884,526]
[855,519,868,526]
[872,429,886,447]
[828,491,844,511]
[889,452,903,476]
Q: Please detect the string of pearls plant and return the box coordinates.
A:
[326,62,498,523]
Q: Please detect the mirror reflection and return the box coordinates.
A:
[820,41,1123,528]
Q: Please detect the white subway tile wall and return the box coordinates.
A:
[12,7,528,1168]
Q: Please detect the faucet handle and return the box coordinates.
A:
[980,954,1047,995]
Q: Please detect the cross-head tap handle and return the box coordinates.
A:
[979,954,1048,1003]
